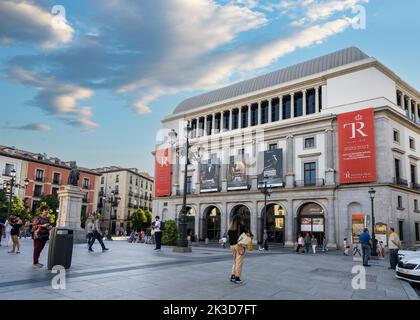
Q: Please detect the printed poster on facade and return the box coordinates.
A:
[227,155,249,191]
[200,161,220,193]
[257,148,283,188]
[154,148,171,197]
[338,108,377,184]
[351,214,366,243]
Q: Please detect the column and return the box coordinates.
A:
[248,104,251,127]
[268,99,272,123]
[204,115,208,136]
[194,207,200,239]
[416,103,420,124]
[324,128,335,186]
[229,109,233,130]
[285,135,294,188]
[407,97,412,120]
[302,89,307,116]
[238,107,242,129]
[285,201,294,247]
[257,101,261,125]
[210,114,214,135]
[327,199,337,249]
[315,86,320,113]
[196,118,200,137]
[253,201,259,244]
[290,93,295,119]
[279,96,283,121]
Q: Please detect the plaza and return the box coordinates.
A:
[0,239,418,300]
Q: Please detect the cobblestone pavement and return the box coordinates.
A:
[0,238,418,300]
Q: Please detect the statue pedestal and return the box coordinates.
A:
[56,185,86,244]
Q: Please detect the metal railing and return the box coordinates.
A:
[294,179,325,187]
[2,170,13,177]
[393,177,409,187]
[35,176,44,182]
[410,182,420,190]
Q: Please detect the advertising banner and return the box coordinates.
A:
[227,155,249,191]
[257,148,283,188]
[200,161,220,193]
[154,148,171,197]
[338,108,376,184]
[351,214,366,243]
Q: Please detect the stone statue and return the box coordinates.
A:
[68,161,80,186]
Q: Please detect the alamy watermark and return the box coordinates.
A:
[51,5,67,30]
[51,265,66,290]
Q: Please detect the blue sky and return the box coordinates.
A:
[1,0,419,175]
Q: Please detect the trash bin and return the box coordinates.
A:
[47,228,74,270]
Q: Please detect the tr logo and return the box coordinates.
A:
[343,121,368,139]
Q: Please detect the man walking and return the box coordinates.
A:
[86,218,94,248]
[32,206,51,268]
[88,213,109,252]
[153,216,162,251]
[388,227,401,270]
[359,228,372,267]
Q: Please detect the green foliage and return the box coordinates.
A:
[0,189,8,221]
[10,196,31,221]
[144,208,152,226]
[35,201,56,224]
[40,194,59,213]
[162,220,179,246]
[132,208,146,231]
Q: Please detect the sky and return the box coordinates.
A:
[0,0,419,175]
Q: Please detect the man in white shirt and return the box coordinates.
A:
[153,216,162,251]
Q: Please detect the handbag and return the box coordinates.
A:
[238,232,252,246]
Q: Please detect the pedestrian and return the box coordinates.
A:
[311,235,318,254]
[86,218,94,248]
[343,238,350,256]
[187,231,193,247]
[152,216,162,250]
[321,235,328,252]
[228,214,252,284]
[140,230,145,242]
[359,228,372,267]
[304,233,311,254]
[129,230,136,243]
[387,227,401,270]
[296,233,304,253]
[88,213,109,252]
[263,229,269,251]
[0,221,3,246]
[32,206,51,268]
[9,216,22,254]
[377,241,385,259]
[4,218,12,247]
[23,220,31,239]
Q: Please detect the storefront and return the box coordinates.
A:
[204,206,221,240]
[298,202,325,244]
[264,203,285,245]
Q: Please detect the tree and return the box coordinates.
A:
[162,220,179,246]
[35,201,56,224]
[0,189,8,221]
[40,194,59,214]
[144,208,152,227]
[131,208,146,231]
[10,196,31,221]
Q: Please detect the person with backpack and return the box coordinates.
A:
[153,216,162,251]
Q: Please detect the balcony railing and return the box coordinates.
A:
[2,170,13,177]
[35,177,44,182]
[52,179,61,185]
[393,177,409,187]
[294,179,325,187]
[410,182,420,190]
[128,191,134,196]
[98,190,104,197]
[33,191,43,198]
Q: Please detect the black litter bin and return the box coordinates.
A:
[47,228,74,270]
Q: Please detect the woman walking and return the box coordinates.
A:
[343,238,350,256]
[296,234,304,253]
[228,214,252,284]
[4,218,12,247]
[9,216,22,254]
[311,235,318,254]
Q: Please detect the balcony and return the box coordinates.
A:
[35,177,44,182]
[128,203,133,208]
[294,179,325,187]
[98,190,104,197]
[393,177,409,187]
[410,182,420,190]
[52,179,61,185]
[2,170,13,177]
[33,191,43,198]
[128,191,134,196]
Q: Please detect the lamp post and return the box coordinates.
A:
[368,187,377,256]
[169,122,202,253]
[1,168,29,216]
[259,175,272,250]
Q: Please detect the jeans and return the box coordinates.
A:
[89,231,106,250]
[155,231,162,249]
[389,249,399,269]
[362,244,371,265]
[87,233,94,246]
[33,239,47,264]
[304,243,311,254]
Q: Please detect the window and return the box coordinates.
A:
[146,182,148,189]
[135,178,138,186]
[52,187,59,197]
[53,172,60,185]
[304,162,316,186]
[269,143,277,151]
[191,119,197,138]
[282,95,291,119]
[186,176,192,194]
[150,184,152,191]
[409,137,415,150]
[271,98,280,122]
[261,101,269,124]
[206,115,213,135]
[223,111,230,131]
[415,223,419,242]
[393,130,400,143]
[251,103,258,126]
[396,91,401,106]
[214,113,221,133]
[35,169,44,182]
[101,176,104,184]
[411,165,417,185]
[414,200,419,212]
[198,117,205,135]
[241,106,248,128]
[130,176,133,184]
[318,87,322,112]
[294,92,303,117]
[4,163,14,176]
[399,220,404,241]
[397,196,403,209]
[231,109,239,130]
[306,89,316,114]
[34,185,42,197]
[32,200,40,214]
[238,148,245,156]
[141,180,144,188]
[304,137,315,149]
[394,159,401,179]
[116,175,119,183]
[83,178,89,189]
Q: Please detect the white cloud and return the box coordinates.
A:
[0,0,74,48]
[6,67,97,131]
[12,123,51,132]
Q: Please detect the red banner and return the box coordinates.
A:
[338,108,376,184]
[155,148,171,197]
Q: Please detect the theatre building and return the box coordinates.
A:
[153,47,420,249]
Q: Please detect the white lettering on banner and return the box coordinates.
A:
[159,156,168,167]
[343,121,368,139]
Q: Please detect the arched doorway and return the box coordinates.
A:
[204,206,221,240]
[262,203,285,244]
[186,206,196,236]
[230,205,251,232]
[298,202,325,245]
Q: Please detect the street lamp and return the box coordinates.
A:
[169,122,203,253]
[1,168,29,217]
[368,187,377,256]
[259,175,272,250]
